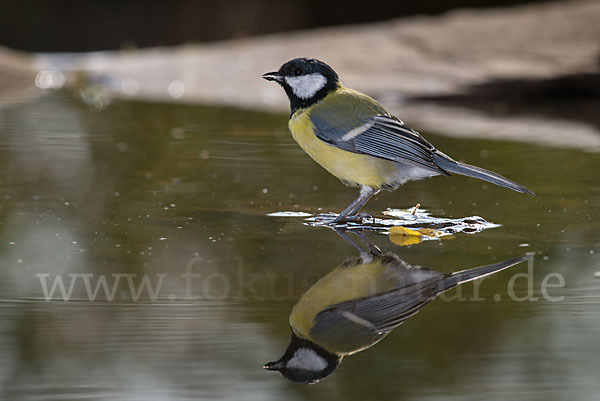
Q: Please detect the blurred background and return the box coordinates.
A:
[1,0,557,52]
[2,0,599,145]
[1,1,599,400]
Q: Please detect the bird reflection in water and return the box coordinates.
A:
[264,230,532,384]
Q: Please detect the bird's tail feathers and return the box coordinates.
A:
[439,253,533,293]
[433,153,534,195]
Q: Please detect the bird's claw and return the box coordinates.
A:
[333,212,375,224]
[355,212,375,223]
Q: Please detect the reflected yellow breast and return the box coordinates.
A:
[288,110,397,188]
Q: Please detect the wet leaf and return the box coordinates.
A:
[389,226,447,246]
[415,228,444,237]
[389,226,423,237]
[389,233,423,246]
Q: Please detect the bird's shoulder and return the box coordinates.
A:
[308,86,388,124]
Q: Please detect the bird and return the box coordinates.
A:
[263,229,532,384]
[263,58,533,222]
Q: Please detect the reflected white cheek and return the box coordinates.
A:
[286,348,328,371]
[285,74,327,99]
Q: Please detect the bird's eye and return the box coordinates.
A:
[293,68,303,76]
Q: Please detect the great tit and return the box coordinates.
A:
[263,231,532,384]
[263,58,534,222]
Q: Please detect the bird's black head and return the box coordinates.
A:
[263,58,340,114]
[263,331,341,384]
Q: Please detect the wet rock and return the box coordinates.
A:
[0,47,40,101]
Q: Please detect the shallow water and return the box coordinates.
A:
[0,93,599,400]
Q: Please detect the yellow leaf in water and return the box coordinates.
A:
[389,234,423,246]
[389,226,424,246]
[389,226,447,246]
[389,226,422,237]
[416,228,444,237]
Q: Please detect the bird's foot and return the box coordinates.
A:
[333,212,375,224]
[354,212,375,223]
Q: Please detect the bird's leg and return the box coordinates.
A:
[333,228,365,253]
[355,230,383,256]
[348,187,380,217]
[334,186,379,223]
[334,188,372,222]
[333,228,378,261]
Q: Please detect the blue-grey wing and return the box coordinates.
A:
[309,308,390,354]
[314,276,443,334]
[310,112,449,175]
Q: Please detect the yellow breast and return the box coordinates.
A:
[288,110,398,188]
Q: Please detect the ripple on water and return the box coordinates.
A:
[267,211,313,217]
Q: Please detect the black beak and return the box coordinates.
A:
[262,71,282,82]
[262,361,284,371]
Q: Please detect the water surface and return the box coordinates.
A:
[0,93,599,400]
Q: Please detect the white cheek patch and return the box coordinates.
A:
[286,348,328,371]
[285,73,327,99]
